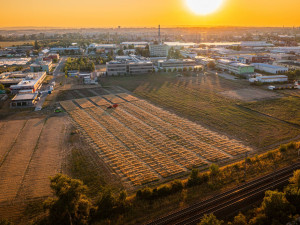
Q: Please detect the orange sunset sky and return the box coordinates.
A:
[1,0,300,28]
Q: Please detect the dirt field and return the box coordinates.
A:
[220,88,281,101]
[0,115,70,222]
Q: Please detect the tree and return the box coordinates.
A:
[231,212,247,225]
[207,61,216,69]
[285,170,300,211]
[285,184,300,212]
[210,164,220,177]
[289,170,300,189]
[44,174,93,225]
[198,214,223,225]
[34,40,40,50]
[117,49,124,56]
[259,190,295,224]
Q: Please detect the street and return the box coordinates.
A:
[34,57,66,111]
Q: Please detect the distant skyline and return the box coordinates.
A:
[1,0,300,28]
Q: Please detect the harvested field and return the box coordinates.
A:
[61,93,252,187]
[0,116,69,204]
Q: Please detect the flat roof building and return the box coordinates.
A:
[251,63,289,74]
[217,59,255,76]
[250,75,288,83]
[0,58,31,67]
[10,72,46,94]
[10,93,38,108]
[158,59,196,69]
[30,60,52,73]
[106,55,153,76]
[149,44,168,57]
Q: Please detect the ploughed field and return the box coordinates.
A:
[60,93,252,187]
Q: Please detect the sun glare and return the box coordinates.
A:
[185,0,224,15]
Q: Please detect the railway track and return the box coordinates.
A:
[146,162,300,225]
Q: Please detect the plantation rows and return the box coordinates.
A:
[69,109,159,186]
[61,94,252,186]
[132,100,251,156]
[85,107,186,178]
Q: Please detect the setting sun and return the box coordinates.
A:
[185,0,224,15]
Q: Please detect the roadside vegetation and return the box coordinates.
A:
[197,169,300,225]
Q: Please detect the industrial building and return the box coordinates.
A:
[249,75,288,83]
[0,58,31,67]
[195,56,215,65]
[89,44,117,53]
[157,59,196,70]
[10,72,46,94]
[251,63,288,74]
[180,50,197,58]
[10,93,38,108]
[149,44,168,57]
[216,59,255,76]
[106,56,153,76]
[164,42,196,49]
[50,47,83,54]
[121,42,149,48]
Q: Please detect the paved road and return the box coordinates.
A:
[34,57,66,111]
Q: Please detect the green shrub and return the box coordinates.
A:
[287,142,297,150]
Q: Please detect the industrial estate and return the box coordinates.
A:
[0,3,300,225]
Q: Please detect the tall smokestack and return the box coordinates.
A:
[158,25,161,44]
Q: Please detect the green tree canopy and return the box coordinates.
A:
[44,174,93,225]
[198,214,223,225]
[260,190,295,224]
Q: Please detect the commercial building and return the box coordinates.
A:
[30,60,52,73]
[10,72,46,94]
[10,93,38,108]
[50,47,83,54]
[216,59,255,76]
[157,59,196,70]
[106,55,153,76]
[89,44,117,53]
[149,44,168,57]
[251,63,288,74]
[250,75,288,83]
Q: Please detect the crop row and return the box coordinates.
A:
[133,100,251,156]
[120,103,231,162]
[85,107,186,178]
[69,109,159,186]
